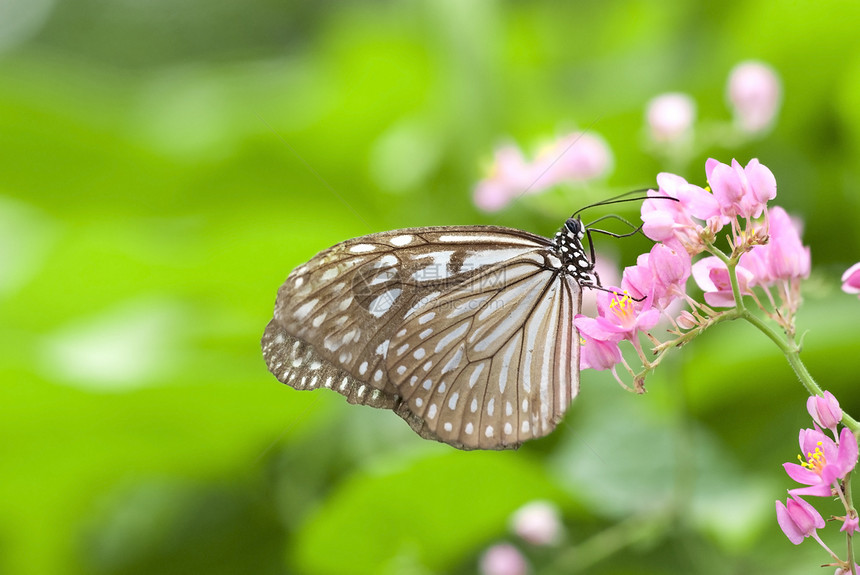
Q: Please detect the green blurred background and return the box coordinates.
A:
[4,1,860,574]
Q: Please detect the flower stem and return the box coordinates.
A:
[845,472,857,575]
[739,309,860,432]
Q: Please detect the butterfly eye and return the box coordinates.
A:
[564,218,582,236]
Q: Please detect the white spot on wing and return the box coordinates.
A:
[435,323,470,354]
[448,392,459,410]
[461,248,533,269]
[321,268,338,281]
[440,347,464,375]
[293,299,318,320]
[374,254,398,268]
[376,340,390,357]
[369,288,402,318]
[349,244,376,253]
[412,251,455,282]
[390,234,413,246]
[468,363,485,388]
[437,234,539,246]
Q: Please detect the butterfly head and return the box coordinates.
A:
[552,216,598,286]
[563,216,586,240]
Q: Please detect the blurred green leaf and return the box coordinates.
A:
[291,451,566,574]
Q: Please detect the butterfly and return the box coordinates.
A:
[261,216,602,450]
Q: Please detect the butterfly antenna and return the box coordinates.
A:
[586,214,644,239]
[571,190,678,219]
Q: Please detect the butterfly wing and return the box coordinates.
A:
[261,226,581,450]
[385,252,581,449]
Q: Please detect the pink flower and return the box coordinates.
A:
[648,242,691,307]
[841,262,860,297]
[764,207,810,280]
[621,242,690,311]
[841,514,859,535]
[575,314,623,371]
[691,256,754,307]
[706,158,777,219]
[620,252,655,302]
[727,61,781,133]
[646,92,696,143]
[737,207,810,287]
[593,289,660,340]
[775,494,824,545]
[474,145,532,212]
[533,132,613,188]
[784,427,859,497]
[479,543,528,575]
[510,501,563,546]
[640,172,723,252]
[807,391,842,435]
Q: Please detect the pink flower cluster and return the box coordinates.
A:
[474,132,612,212]
[776,391,859,558]
[574,242,688,374]
[574,157,810,379]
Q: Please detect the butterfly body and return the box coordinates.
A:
[262,221,596,450]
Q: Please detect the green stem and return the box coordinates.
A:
[740,309,860,432]
[845,473,857,575]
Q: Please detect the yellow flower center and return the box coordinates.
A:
[798,441,827,474]
[609,292,635,324]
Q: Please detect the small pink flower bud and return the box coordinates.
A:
[479,543,529,575]
[841,262,860,297]
[676,310,698,330]
[841,514,859,535]
[510,501,563,546]
[648,242,691,300]
[775,494,824,545]
[727,61,781,133]
[706,158,776,219]
[646,92,696,143]
[766,207,810,280]
[807,391,842,433]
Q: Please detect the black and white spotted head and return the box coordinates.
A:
[553,216,597,286]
